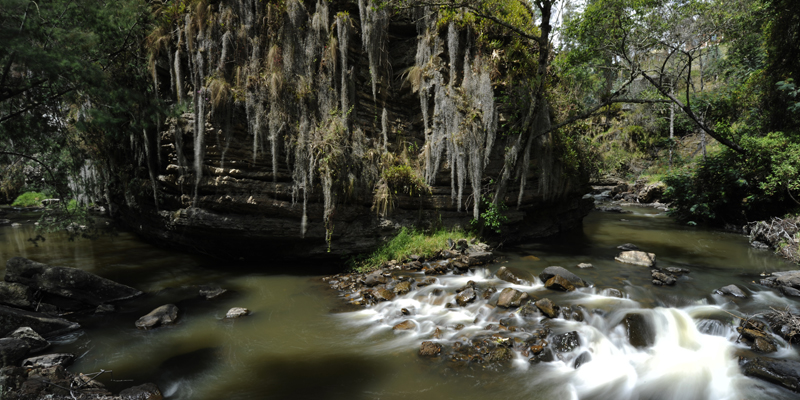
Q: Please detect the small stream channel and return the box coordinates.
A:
[1,206,799,399]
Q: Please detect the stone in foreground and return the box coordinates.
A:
[0,305,80,337]
[226,307,250,319]
[615,251,656,267]
[714,284,747,298]
[539,266,587,288]
[9,327,49,353]
[740,357,800,392]
[21,353,74,369]
[419,341,442,357]
[136,304,179,329]
[119,382,164,400]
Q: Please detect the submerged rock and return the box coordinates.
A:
[615,251,656,267]
[455,288,477,307]
[574,351,592,369]
[553,331,581,353]
[135,304,179,329]
[393,320,416,331]
[419,341,442,357]
[617,243,639,251]
[225,307,250,319]
[5,257,142,306]
[715,284,747,298]
[198,286,227,300]
[119,382,164,400]
[496,288,529,308]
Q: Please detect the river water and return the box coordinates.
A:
[1,206,799,399]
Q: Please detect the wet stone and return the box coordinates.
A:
[574,351,592,368]
[623,313,655,348]
[9,327,49,353]
[225,307,250,318]
[752,337,777,353]
[539,266,586,288]
[715,284,747,298]
[119,382,163,400]
[135,304,179,329]
[364,271,388,287]
[495,266,531,285]
[664,267,690,275]
[615,251,656,267]
[781,286,800,297]
[577,263,593,269]
[393,320,416,331]
[393,281,412,295]
[496,288,530,308]
[545,275,575,292]
[419,341,442,357]
[199,286,227,300]
[372,288,396,302]
[740,357,800,392]
[21,353,74,369]
[416,277,436,287]
[455,288,477,307]
[652,270,677,286]
[517,303,539,318]
[535,298,559,319]
[553,331,581,353]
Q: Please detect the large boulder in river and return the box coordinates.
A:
[496,288,530,308]
[0,338,30,367]
[638,182,666,203]
[539,266,586,288]
[615,251,656,267]
[545,275,575,291]
[8,327,49,353]
[5,257,143,306]
[135,304,179,329]
[740,357,800,392]
[0,305,80,337]
[0,282,37,309]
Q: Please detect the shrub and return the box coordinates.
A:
[348,227,472,273]
[11,192,48,207]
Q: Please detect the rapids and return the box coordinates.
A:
[1,205,798,399]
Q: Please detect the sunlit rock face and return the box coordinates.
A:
[115,0,591,261]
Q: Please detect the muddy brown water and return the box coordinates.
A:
[1,206,799,400]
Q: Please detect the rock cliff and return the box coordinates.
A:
[114,0,592,261]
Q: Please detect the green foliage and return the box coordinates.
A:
[382,164,426,196]
[471,196,508,234]
[11,192,48,207]
[348,227,472,273]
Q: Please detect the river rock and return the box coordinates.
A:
[539,266,586,288]
[553,331,581,353]
[455,288,477,306]
[8,327,49,353]
[198,285,227,300]
[0,282,37,309]
[577,263,593,269]
[617,243,639,251]
[615,251,656,267]
[495,266,531,285]
[0,305,80,337]
[776,271,800,289]
[638,182,666,203]
[752,337,778,353]
[372,288,396,302]
[0,338,29,367]
[119,382,164,400]
[664,266,690,275]
[535,298,559,318]
[465,249,493,264]
[364,270,389,286]
[651,270,677,286]
[393,320,416,330]
[393,281,412,295]
[714,284,747,298]
[5,257,143,306]
[135,304,179,329]
[517,303,540,319]
[623,313,655,348]
[21,353,74,368]
[781,286,800,297]
[225,307,250,318]
[419,341,442,357]
[740,357,800,392]
[574,351,592,369]
[545,275,576,292]
[496,288,529,308]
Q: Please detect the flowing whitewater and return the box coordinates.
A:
[0,205,798,400]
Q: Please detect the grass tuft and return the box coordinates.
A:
[349,227,473,273]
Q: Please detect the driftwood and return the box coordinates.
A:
[747,216,800,263]
[764,307,800,343]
